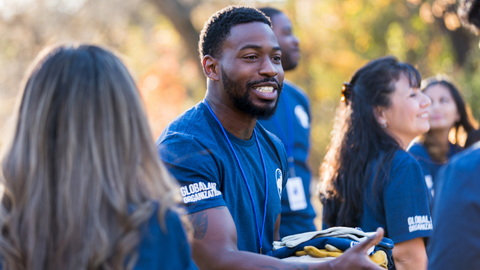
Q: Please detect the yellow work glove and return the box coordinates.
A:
[296,245,388,269]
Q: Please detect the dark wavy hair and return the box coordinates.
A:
[459,0,480,34]
[198,6,271,61]
[418,77,476,161]
[319,56,421,227]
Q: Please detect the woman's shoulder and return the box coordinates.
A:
[135,203,197,269]
[407,142,429,158]
[391,149,422,172]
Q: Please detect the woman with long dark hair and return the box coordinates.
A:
[408,76,475,202]
[0,44,198,270]
[319,57,432,270]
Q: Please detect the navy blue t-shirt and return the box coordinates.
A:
[407,141,462,201]
[360,150,432,244]
[259,81,316,237]
[157,101,289,254]
[428,142,480,270]
[135,205,198,270]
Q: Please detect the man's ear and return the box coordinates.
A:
[203,55,220,81]
[374,106,388,127]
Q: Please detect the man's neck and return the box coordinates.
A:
[205,92,257,141]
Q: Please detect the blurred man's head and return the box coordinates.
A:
[260,7,300,71]
[459,0,480,34]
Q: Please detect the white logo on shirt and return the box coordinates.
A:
[407,215,433,232]
[350,241,375,255]
[276,168,283,199]
[180,182,222,204]
[294,105,309,129]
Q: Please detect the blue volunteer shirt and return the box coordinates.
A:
[259,81,316,238]
[360,150,432,244]
[428,142,480,270]
[135,204,198,270]
[408,141,462,203]
[157,101,289,254]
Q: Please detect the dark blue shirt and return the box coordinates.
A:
[157,101,289,254]
[360,150,432,244]
[259,81,316,237]
[408,141,462,201]
[135,206,198,270]
[428,143,480,270]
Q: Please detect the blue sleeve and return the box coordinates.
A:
[135,208,199,270]
[158,133,226,213]
[383,155,432,243]
[428,150,480,270]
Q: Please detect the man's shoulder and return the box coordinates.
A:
[256,123,288,163]
[157,102,209,145]
[257,123,283,148]
[284,80,309,103]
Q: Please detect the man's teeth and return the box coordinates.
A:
[419,112,428,118]
[254,86,274,93]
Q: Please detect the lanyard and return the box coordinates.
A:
[204,100,268,254]
[271,91,295,177]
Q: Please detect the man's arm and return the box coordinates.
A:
[392,238,427,270]
[274,214,281,241]
[188,206,385,270]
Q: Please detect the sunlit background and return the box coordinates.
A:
[1,0,479,216]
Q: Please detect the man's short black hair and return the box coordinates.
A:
[459,0,480,34]
[198,6,271,61]
[258,7,283,20]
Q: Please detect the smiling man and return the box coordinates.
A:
[258,7,317,238]
[157,6,383,270]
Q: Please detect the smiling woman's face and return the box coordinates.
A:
[424,84,459,131]
[380,74,432,148]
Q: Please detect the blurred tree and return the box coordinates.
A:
[148,0,200,63]
[1,0,480,176]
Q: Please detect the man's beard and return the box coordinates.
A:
[222,68,283,120]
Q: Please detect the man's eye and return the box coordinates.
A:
[272,56,281,61]
[245,55,257,60]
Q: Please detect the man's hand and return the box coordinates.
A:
[327,228,385,270]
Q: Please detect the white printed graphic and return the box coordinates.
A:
[350,241,375,255]
[286,177,307,211]
[276,168,283,199]
[180,182,222,204]
[425,175,434,198]
[295,105,310,129]
[407,215,433,233]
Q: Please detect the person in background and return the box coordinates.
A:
[465,128,480,147]
[158,5,384,270]
[319,57,432,270]
[407,76,475,204]
[428,1,480,269]
[258,7,317,238]
[0,44,198,270]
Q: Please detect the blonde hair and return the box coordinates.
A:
[0,44,180,270]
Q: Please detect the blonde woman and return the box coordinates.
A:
[0,44,198,270]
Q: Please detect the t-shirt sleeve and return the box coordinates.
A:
[383,155,432,243]
[163,210,199,270]
[428,152,480,270]
[158,133,226,214]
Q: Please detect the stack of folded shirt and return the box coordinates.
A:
[267,227,395,269]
